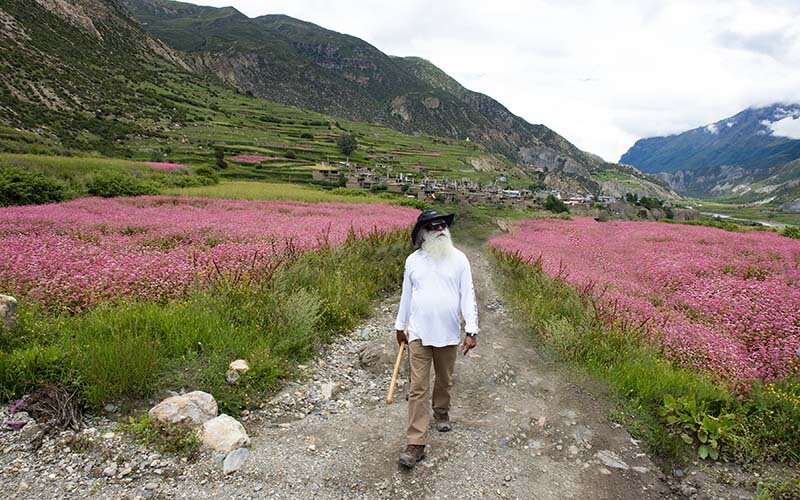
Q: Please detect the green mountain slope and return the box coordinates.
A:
[120,0,673,195]
[0,0,672,198]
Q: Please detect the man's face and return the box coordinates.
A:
[419,220,453,258]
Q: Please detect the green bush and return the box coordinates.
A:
[86,171,158,197]
[0,166,65,206]
[121,415,200,458]
[543,194,569,214]
[783,226,800,239]
[193,166,219,184]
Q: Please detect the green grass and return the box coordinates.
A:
[0,230,411,415]
[0,153,217,202]
[491,249,800,468]
[164,180,389,203]
[690,200,800,226]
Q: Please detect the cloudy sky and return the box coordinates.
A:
[193,0,800,161]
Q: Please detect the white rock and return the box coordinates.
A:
[0,294,17,330]
[320,382,340,401]
[223,448,250,474]
[201,414,250,453]
[103,464,118,477]
[148,391,217,427]
[229,359,250,373]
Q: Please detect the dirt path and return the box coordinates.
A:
[3,244,678,499]
[169,245,672,499]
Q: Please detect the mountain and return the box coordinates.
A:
[621,104,800,174]
[619,104,800,203]
[119,0,674,198]
[0,0,673,199]
[0,0,194,154]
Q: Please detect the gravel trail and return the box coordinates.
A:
[3,245,694,499]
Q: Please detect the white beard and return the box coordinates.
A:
[420,227,454,259]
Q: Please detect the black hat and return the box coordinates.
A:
[411,209,455,246]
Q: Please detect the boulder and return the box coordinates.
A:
[228,359,250,373]
[0,294,17,330]
[358,338,399,374]
[202,414,250,453]
[148,391,217,427]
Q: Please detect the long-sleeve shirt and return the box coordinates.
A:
[394,248,479,347]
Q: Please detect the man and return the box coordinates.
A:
[394,209,479,468]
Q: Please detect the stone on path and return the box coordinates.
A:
[320,382,340,401]
[148,391,217,427]
[358,339,395,373]
[202,414,250,453]
[223,447,250,474]
[594,450,629,470]
[0,294,17,330]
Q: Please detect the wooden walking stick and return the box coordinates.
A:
[386,340,406,405]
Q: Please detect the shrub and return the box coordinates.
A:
[783,226,800,239]
[543,194,569,213]
[122,415,201,458]
[300,132,314,139]
[86,172,158,197]
[0,166,65,206]
[193,166,219,184]
[285,150,297,159]
[393,198,430,211]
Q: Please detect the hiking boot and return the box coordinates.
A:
[398,444,425,468]
[434,412,452,432]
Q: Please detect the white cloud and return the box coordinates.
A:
[705,123,719,134]
[190,0,800,162]
[769,116,800,139]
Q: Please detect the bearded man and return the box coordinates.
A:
[394,210,479,468]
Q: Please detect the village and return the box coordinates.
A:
[311,161,619,209]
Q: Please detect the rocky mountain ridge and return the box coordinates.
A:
[119,0,673,198]
[0,0,673,199]
[620,104,800,205]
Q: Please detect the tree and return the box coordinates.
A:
[337,134,357,159]
[543,194,569,214]
[214,147,227,169]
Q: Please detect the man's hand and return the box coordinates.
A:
[396,329,408,346]
[461,335,477,355]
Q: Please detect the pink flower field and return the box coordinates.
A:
[490,218,800,388]
[0,197,417,312]
[143,162,187,171]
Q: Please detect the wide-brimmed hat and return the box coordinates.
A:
[411,209,455,246]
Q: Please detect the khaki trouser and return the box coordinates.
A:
[406,340,458,445]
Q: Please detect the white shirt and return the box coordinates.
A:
[394,248,479,347]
